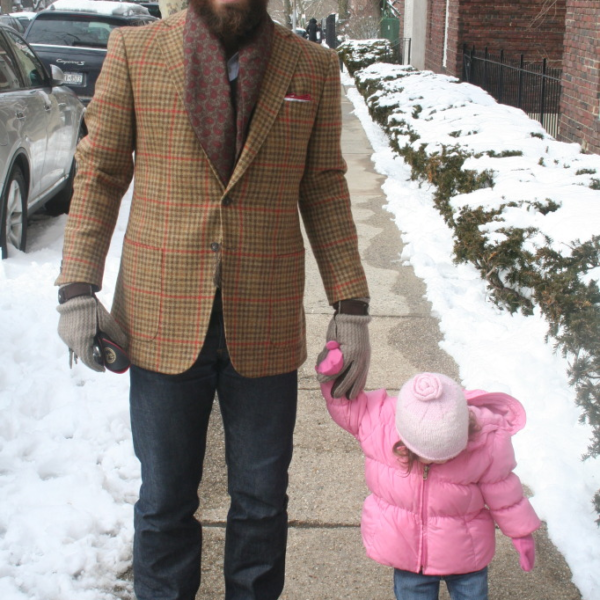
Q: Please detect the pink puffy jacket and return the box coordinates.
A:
[321,381,541,576]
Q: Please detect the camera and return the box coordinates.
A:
[92,331,131,373]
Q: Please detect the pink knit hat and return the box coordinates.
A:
[396,373,469,461]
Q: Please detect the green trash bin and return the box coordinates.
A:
[380,17,400,61]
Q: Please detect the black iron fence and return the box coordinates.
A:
[383,37,412,67]
[462,46,562,138]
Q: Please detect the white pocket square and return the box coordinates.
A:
[284,93,313,103]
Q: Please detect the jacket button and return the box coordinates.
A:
[211,242,220,252]
[223,195,233,206]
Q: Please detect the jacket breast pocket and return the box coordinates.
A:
[270,249,305,346]
[114,238,162,342]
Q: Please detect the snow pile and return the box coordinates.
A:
[0,192,135,600]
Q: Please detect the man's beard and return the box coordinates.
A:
[189,0,268,42]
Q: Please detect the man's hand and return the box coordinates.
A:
[316,313,371,400]
[57,295,128,372]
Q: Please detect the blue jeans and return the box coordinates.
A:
[129,293,298,600]
[394,567,488,600]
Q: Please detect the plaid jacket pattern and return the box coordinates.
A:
[57,11,369,377]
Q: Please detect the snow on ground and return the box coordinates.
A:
[0,192,135,600]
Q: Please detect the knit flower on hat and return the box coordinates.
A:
[410,373,443,402]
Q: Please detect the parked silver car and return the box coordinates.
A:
[0,24,85,259]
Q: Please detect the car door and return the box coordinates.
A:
[0,30,23,202]
[3,28,54,201]
[6,29,76,196]
[0,29,39,199]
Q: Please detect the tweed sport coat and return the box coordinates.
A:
[57,11,369,377]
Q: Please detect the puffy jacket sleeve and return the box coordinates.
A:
[478,432,541,538]
[321,381,391,442]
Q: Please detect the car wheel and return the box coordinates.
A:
[1,166,27,259]
[45,126,84,216]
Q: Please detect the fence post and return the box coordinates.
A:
[540,58,547,130]
[498,49,504,103]
[483,47,488,90]
[517,54,524,109]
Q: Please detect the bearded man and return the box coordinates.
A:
[55,0,370,598]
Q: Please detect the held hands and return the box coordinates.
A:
[316,341,344,376]
[511,535,535,571]
[57,295,128,372]
[316,313,371,399]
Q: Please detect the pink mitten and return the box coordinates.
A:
[316,341,344,376]
[511,535,535,571]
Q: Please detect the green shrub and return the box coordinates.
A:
[336,39,392,76]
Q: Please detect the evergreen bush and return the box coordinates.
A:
[336,39,392,76]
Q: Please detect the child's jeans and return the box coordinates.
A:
[394,567,488,600]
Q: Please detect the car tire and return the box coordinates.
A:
[1,166,27,259]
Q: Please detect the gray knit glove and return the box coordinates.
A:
[316,313,371,399]
[57,296,128,372]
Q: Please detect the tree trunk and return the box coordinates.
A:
[283,0,292,28]
[339,0,349,19]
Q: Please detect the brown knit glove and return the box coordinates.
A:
[316,313,371,399]
[57,296,128,372]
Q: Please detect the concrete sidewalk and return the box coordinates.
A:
[195,86,582,599]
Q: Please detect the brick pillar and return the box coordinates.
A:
[559,0,600,153]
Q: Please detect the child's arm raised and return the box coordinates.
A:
[317,341,383,438]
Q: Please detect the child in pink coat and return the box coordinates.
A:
[317,341,541,600]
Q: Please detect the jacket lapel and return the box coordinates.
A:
[226,26,300,191]
[158,12,226,187]
[157,18,300,191]
[157,12,187,112]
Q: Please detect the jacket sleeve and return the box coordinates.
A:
[321,381,391,442]
[298,50,369,304]
[56,28,135,289]
[478,432,541,538]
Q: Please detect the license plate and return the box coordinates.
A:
[63,72,84,86]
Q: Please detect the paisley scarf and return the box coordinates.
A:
[183,8,274,184]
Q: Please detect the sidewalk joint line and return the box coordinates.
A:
[201,521,359,529]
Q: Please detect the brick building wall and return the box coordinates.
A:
[424,0,455,74]
[424,0,566,77]
[559,0,600,153]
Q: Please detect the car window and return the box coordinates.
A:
[131,18,157,26]
[0,16,24,34]
[26,17,120,48]
[5,30,47,88]
[9,18,25,34]
[0,32,22,91]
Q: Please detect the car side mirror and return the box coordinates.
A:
[50,64,65,86]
